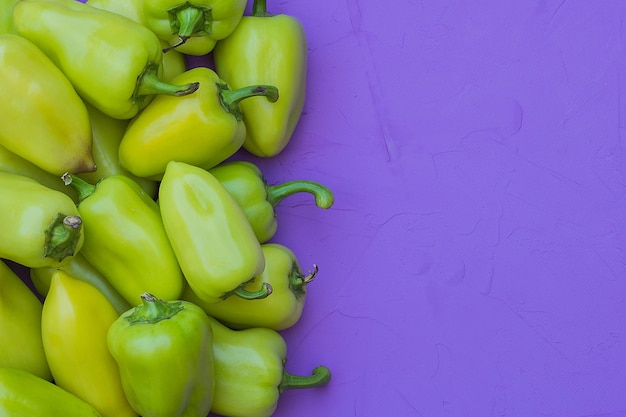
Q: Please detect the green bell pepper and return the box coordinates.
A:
[64,174,184,305]
[108,293,215,417]
[158,161,270,303]
[13,0,199,119]
[0,172,83,268]
[144,0,247,55]
[77,103,158,199]
[184,243,318,330]
[0,368,102,416]
[207,315,332,417]
[209,160,334,242]
[119,66,278,180]
[213,0,307,157]
[0,34,95,176]
[30,253,132,315]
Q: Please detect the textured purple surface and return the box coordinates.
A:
[192,1,626,416]
[10,0,625,416]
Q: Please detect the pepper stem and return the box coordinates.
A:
[163,4,212,53]
[125,293,184,325]
[290,263,318,300]
[279,366,332,393]
[44,213,83,262]
[135,63,199,101]
[266,180,334,209]
[218,83,279,121]
[230,282,273,300]
[61,173,96,203]
[252,0,270,16]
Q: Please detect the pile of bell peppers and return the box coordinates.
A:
[0,0,335,416]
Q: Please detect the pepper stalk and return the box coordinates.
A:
[219,83,279,121]
[266,180,334,209]
[278,365,332,393]
[43,213,83,262]
[134,62,199,103]
[163,2,213,53]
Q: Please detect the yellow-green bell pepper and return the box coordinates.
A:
[108,293,215,417]
[144,0,247,55]
[213,0,307,157]
[64,173,184,305]
[0,34,95,175]
[0,0,19,33]
[119,66,278,180]
[0,172,83,268]
[0,368,102,417]
[184,243,318,330]
[0,260,52,381]
[209,160,334,242]
[77,103,158,199]
[84,0,188,82]
[85,0,143,23]
[0,144,78,202]
[13,0,199,120]
[158,161,270,303]
[30,253,132,315]
[208,315,332,417]
[41,270,138,417]
[160,40,188,81]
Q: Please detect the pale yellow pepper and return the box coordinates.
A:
[41,270,138,417]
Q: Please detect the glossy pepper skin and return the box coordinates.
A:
[213,0,307,157]
[84,0,187,83]
[0,172,83,268]
[209,160,334,242]
[108,293,215,417]
[119,67,278,180]
[13,0,199,120]
[0,368,102,417]
[65,174,184,305]
[41,270,138,417]
[143,0,246,55]
[85,0,143,23]
[77,103,158,198]
[0,144,78,202]
[0,0,19,33]
[207,315,332,417]
[0,34,95,175]
[30,253,132,315]
[0,260,52,381]
[159,161,270,303]
[184,243,318,330]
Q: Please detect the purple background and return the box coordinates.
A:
[194,1,626,416]
[10,0,626,416]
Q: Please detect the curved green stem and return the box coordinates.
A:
[252,0,270,16]
[125,293,184,325]
[230,282,273,300]
[44,213,83,262]
[62,173,95,203]
[135,63,199,101]
[289,263,318,300]
[218,83,279,121]
[279,366,332,393]
[163,4,212,52]
[266,180,334,209]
